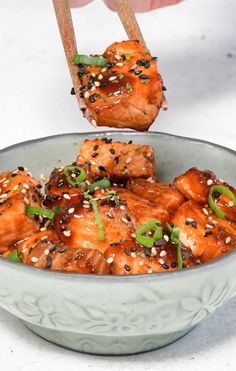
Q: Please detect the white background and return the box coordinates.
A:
[0,0,236,370]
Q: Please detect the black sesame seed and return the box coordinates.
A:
[89,94,96,103]
[125,248,130,256]
[182,263,187,268]
[171,261,177,268]
[128,140,133,144]
[134,70,143,75]
[80,92,84,98]
[93,144,99,151]
[130,247,137,252]
[72,161,77,166]
[57,181,64,188]
[102,138,113,144]
[92,152,99,158]
[70,87,75,95]
[144,249,151,257]
[60,226,67,232]
[125,264,131,272]
[125,214,131,222]
[191,221,198,229]
[29,247,33,254]
[49,246,57,253]
[11,173,17,177]
[18,166,24,171]
[139,74,149,80]
[98,165,107,172]
[212,191,221,198]
[79,85,86,91]
[46,184,51,190]
[152,57,158,61]
[204,230,213,237]
[162,86,167,91]
[109,148,115,155]
[106,62,115,68]
[136,59,150,68]
[162,264,169,269]
[185,220,191,225]
[84,161,92,167]
[46,255,52,268]
[37,184,43,189]
[110,242,121,247]
[114,156,120,165]
[58,247,66,253]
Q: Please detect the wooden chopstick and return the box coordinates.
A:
[53,0,84,109]
[114,0,168,110]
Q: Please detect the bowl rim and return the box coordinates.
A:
[0,130,235,282]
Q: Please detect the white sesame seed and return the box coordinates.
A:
[120,205,125,210]
[91,73,96,77]
[23,183,30,189]
[23,197,29,204]
[219,179,225,183]
[163,235,169,242]
[63,193,71,200]
[113,90,120,96]
[83,200,90,205]
[130,64,137,70]
[3,180,9,185]
[116,62,124,66]
[107,257,114,264]
[40,227,46,232]
[109,76,118,81]
[83,204,90,209]
[0,193,8,199]
[202,208,209,215]
[91,119,97,128]
[21,189,26,194]
[98,74,103,80]
[151,247,157,256]
[44,249,49,255]
[147,177,155,183]
[22,248,27,253]
[115,54,121,60]
[13,185,19,190]
[146,152,152,158]
[85,180,91,185]
[0,177,7,184]
[90,160,96,165]
[84,91,89,98]
[91,86,96,92]
[206,224,213,229]
[131,252,136,258]
[68,208,75,214]
[160,250,167,257]
[147,268,153,274]
[207,179,213,186]
[158,258,164,265]
[121,217,129,224]
[31,257,38,263]
[63,230,71,237]
[186,217,194,222]
[125,157,132,164]
[131,233,136,238]
[101,68,107,72]
[41,235,48,240]
[94,81,100,87]
[228,201,234,207]
[139,261,144,266]
[225,237,232,244]
[40,174,47,182]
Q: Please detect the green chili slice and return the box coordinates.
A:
[88,178,110,193]
[135,220,163,248]
[166,223,183,269]
[84,192,105,241]
[107,190,120,206]
[26,206,55,219]
[72,54,107,67]
[7,249,22,263]
[208,185,236,219]
[64,166,87,187]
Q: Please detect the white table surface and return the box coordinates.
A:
[0,0,236,370]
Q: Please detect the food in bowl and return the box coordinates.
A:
[71,40,165,130]
[1,137,235,274]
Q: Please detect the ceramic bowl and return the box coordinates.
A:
[0,131,235,355]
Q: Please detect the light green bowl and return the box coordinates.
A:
[0,131,235,355]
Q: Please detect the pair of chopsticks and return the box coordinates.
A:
[52,0,168,112]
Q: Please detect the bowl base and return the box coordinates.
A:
[23,320,194,355]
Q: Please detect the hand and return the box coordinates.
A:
[69,0,183,11]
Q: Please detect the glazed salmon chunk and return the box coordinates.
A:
[172,200,236,263]
[0,168,41,252]
[77,138,156,180]
[6,230,109,274]
[76,40,164,131]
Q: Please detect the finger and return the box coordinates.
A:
[69,0,94,8]
[103,0,183,12]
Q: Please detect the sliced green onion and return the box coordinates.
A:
[166,223,183,269]
[88,178,110,193]
[135,220,163,248]
[84,192,105,241]
[72,54,107,67]
[208,185,236,219]
[64,166,87,187]
[7,249,22,263]
[107,190,120,206]
[26,206,55,219]
[53,206,65,214]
